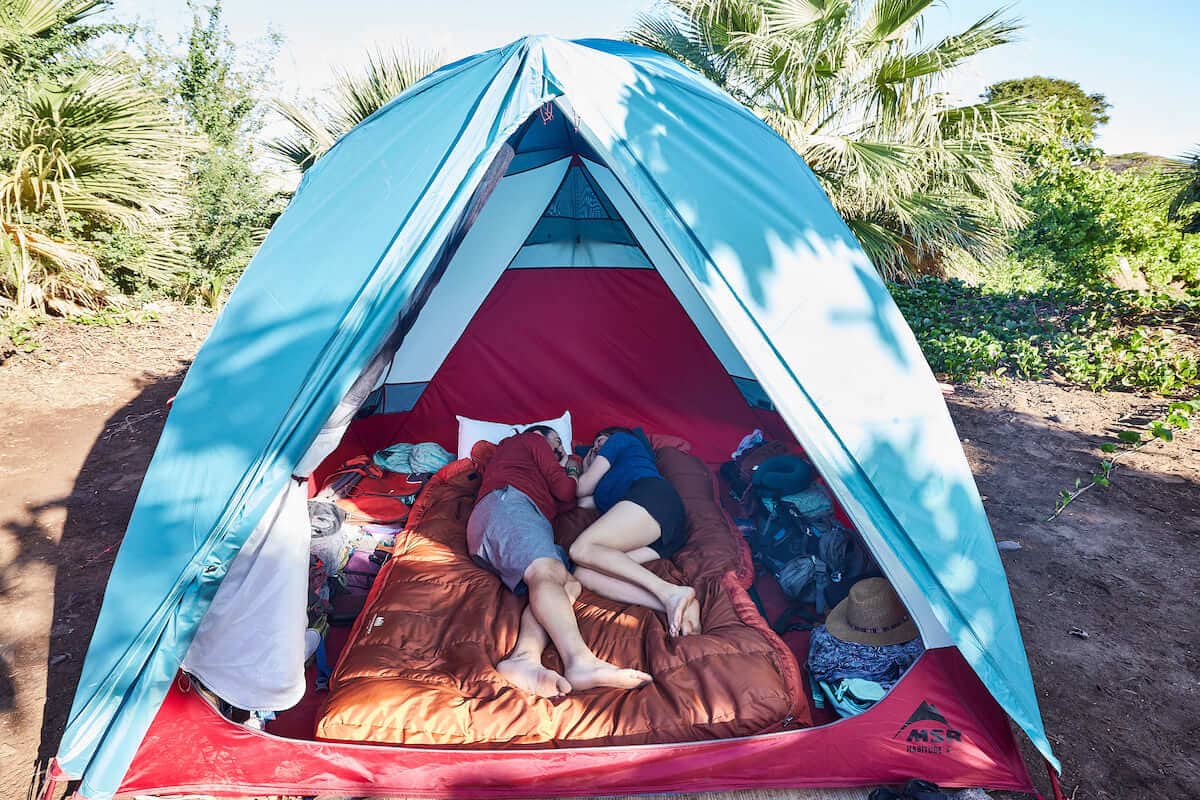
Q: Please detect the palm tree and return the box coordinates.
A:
[1156,145,1200,235]
[0,66,192,313]
[268,46,441,173]
[630,0,1039,278]
[0,1,190,314]
[0,0,108,73]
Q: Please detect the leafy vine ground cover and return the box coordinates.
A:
[890,277,1199,396]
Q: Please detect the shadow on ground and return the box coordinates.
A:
[2,370,186,800]
[947,386,1200,800]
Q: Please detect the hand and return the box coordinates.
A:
[558,449,570,467]
[583,448,597,470]
[564,454,583,478]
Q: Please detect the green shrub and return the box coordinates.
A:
[891,277,1199,395]
[945,252,1053,294]
[1056,328,1199,394]
[0,315,43,355]
[1014,146,1200,290]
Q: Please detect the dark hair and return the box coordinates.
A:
[596,425,654,456]
[525,425,557,438]
[595,426,633,439]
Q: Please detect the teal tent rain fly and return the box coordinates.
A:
[47,35,1058,800]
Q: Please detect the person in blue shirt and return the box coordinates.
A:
[573,427,700,636]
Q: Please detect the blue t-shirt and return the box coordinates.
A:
[593,431,661,512]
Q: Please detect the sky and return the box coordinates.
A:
[116,0,1199,157]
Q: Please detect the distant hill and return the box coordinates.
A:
[1104,152,1176,173]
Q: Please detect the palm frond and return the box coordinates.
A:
[1,219,105,312]
[266,99,337,171]
[761,0,841,31]
[860,0,935,46]
[0,0,108,36]
[331,46,442,132]
[629,10,733,90]
[267,45,441,174]
[2,67,192,224]
[845,217,909,276]
[632,0,1028,276]
[0,0,108,64]
[1151,146,1200,233]
[1,56,192,311]
[872,11,1020,86]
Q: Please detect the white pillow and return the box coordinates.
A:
[455,411,573,460]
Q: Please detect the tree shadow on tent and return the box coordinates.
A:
[583,63,915,373]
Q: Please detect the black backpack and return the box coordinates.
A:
[773,523,872,614]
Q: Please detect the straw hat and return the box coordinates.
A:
[825,578,918,646]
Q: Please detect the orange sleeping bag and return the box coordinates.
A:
[316,447,806,747]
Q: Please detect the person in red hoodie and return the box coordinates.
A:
[469,426,652,698]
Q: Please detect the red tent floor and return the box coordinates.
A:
[48,646,1034,798]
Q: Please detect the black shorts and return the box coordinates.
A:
[624,476,687,559]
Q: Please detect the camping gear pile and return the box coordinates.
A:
[807,578,924,718]
[301,442,449,656]
[724,438,875,623]
[315,441,451,526]
[44,35,1060,800]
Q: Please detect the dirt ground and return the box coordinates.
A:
[0,305,1196,800]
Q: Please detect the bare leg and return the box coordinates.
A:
[574,568,664,611]
[573,548,665,611]
[496,603,572,698]
[569,503,700,636]
[523,558,652,691]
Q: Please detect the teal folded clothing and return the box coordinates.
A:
[373,442,454,474]
[812,677,887,717]
[783,486,833,517]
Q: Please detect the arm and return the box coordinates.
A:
[575,455,611,498]
[533,438,578,504]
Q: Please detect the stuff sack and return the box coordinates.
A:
[340,548,382,594]
[815,522,873,608]
[720,439,791,499]
[785,485,834,518]
[817,677,887,718]
[329,547,389,625]
[319,455,423,525]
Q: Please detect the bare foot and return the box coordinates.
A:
[678,593,702,636]
[565,657,653,691]
[662,585,697,637]
[497,655,572,698]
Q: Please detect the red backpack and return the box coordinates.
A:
[318,455,423,525]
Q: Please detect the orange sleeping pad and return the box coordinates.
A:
[316,447,807,747]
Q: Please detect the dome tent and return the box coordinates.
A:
[48,35,1058,799]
